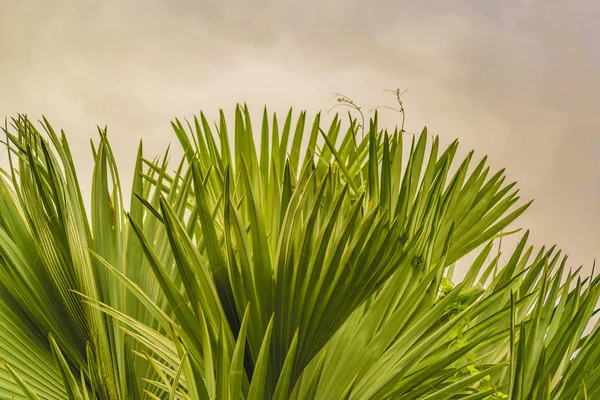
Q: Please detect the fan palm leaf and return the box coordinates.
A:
[0,106,597,399]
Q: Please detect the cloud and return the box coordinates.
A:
[0,0,598,270]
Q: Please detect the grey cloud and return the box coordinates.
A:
[0,0,598,271]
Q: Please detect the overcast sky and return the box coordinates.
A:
[1,0,598,274]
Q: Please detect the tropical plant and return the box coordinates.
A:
[0,105,598,400]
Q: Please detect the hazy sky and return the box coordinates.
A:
[1,0,599,273]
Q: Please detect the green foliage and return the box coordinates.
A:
[0,106,598,399]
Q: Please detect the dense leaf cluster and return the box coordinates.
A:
[0,107,598,399]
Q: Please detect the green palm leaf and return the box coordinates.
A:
[0,107,597,400]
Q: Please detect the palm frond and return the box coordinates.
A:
[0,107,597,400]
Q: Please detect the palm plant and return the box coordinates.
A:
[0,105,597,400]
